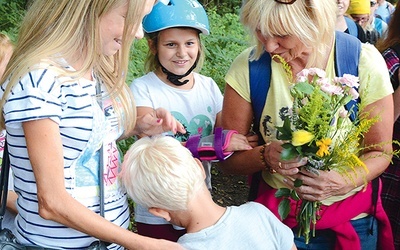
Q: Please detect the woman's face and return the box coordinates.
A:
[256,31,309,63]
[99,0,154,56]
[155,28,200,76]
[337,0,350,17]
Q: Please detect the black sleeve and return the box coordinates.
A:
[356,23,367,43]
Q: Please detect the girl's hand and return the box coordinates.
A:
[225,133,253,152]
[135,108,186,137]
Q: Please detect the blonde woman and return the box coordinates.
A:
[0,0,184,249]
[221,0,394,249]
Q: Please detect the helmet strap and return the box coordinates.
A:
[160,60,198,86]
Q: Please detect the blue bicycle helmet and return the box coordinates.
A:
[142,0,210,35]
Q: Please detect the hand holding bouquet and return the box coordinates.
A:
[274,65,381,244]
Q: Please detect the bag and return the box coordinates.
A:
[0,228,107,249]
[0,144,108,250]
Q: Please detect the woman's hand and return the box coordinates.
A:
[263,140,307,176]
[134,107,186,137]
[245,132,259,148]
[282,168,354,201]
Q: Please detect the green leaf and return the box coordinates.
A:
[275,188,291,198]
[294,178,303,188]
[293,81,314,95]
[290,190,300,201]
[278,198,291,220]
[276,117,293,140]
[281,146,299,160]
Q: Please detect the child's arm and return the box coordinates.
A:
[184,128,252,162]
[224,133,252,152]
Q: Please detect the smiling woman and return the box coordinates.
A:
[0,0,183,249]
[220,0,395,249]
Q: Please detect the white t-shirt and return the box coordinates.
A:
[1,64,129,249]
[178,202,294,250]
[130,72,223,225]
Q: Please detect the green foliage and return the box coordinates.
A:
[199,0,243,15]
[0,0,26,41]
[126,39,149,85]
[201,7,249,91]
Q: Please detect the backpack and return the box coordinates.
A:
[344,16,358,38]
[247,31,361,201]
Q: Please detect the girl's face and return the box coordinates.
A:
[155,28,200,76]
[99,0,154,56]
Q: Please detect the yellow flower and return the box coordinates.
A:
[316,138,332,157]
[292,130,314,146]
[351,154,369,174]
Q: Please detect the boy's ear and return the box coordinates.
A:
[194,158,206,180]
[148,207,172,222]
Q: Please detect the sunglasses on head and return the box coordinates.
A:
[275,0,297,4]
[370,1,377,7]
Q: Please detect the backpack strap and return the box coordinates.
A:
[344,16,358,37]
[334,31,361,122]
[249,50,271,145]
[247,50,271,201]
[374,18,383,36]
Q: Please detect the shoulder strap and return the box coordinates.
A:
[247,51,271,201]
[344,16,358,37]
[334,31,361,122]
[375,18,383,35]
[0,141,10,229]
[249,50,271,145]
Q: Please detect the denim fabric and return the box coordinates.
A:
[293,215,378,250]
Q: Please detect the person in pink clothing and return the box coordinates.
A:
[219,0,394,249]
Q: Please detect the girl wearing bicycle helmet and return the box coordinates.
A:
[130,0,254,241]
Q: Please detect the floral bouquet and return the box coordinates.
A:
[274,62,382,244]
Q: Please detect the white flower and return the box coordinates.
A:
[320,82,343,95]
[308,68,326,78]
[348,87,360,100]
[334,74,360,88]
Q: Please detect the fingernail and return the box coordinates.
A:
[283,178,288,183]
[292,169,298,174]
[157,119,161,123]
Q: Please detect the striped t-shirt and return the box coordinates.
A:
[1,64,129,249]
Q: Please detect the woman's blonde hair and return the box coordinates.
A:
[143,29,206,73]
[0,0,145,133]
[241,0,337,68]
